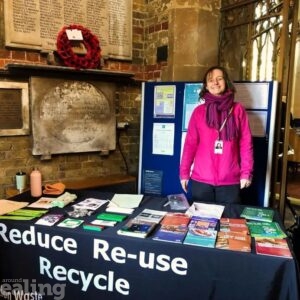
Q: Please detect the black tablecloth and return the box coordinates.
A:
[0,190,299,300]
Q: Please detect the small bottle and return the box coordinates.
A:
[30,168,42,197]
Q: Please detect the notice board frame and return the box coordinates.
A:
[138,81,278,207]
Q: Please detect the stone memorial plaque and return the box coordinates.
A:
[4,0,132,60]
[30,77,116,156]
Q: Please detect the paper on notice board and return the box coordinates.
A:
[182,83,203,131]
[234,82,269,109]
[247,111,268,137]
[153,85,176,118]
[152,123,175,155]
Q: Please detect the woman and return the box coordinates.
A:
[180,66,253,204]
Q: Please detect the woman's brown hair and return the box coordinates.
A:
[199,66,236,99]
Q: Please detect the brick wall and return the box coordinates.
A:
[0,1,145,197]
[0,82,142,198]
[0,0,172,197]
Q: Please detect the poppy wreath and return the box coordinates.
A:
[56,24,101,69]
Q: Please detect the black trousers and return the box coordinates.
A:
[191,179,240,204]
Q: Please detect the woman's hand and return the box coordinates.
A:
[240,179,252,189]
[180,179,189,193]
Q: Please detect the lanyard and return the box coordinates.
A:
[217,106,233,140]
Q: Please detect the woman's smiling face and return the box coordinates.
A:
[206,69,226,96]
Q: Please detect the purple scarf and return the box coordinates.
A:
[203,90,238,141]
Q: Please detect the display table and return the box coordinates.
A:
[0,190,299,300]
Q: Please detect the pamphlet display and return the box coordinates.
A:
[0,188,298,300]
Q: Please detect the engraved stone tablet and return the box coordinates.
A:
[30,77,116,156]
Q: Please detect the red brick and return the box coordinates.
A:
[11,51,25,60]
[133,26,144,35]
[0,49,11,59]
[148,25,155,34]
[26,52,40,62]
[0,59,6,68]
[162,21,168,30]
[154,70,161,78]
[155,24,162,32]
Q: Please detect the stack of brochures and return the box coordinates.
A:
[182,202,225,248]
[0,208,47,221]
[183,217,218,248]
[216,218,251,252]
[152,212,191,243]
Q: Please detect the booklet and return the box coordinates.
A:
[96,212,127,222]
[247,221,287,238]
[107,194,144,209]
[184,228,217,248]
[188,216,218,231]
[255,237,292,258]
[152,213,190,244]
[134,209,167,224]
[28,197,56,209]
[105,206,134,215]
[35,214,64,226]
[240,207,274,223]
[57,218,84,228]
[28,192,77,209]
[117,219,157,238]
[72,198,108,211]
[219,218,249,234]
[91,219,117,227]
[82,223,104,232]
[215,231,251,252]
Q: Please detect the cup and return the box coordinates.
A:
[16,172,27,192]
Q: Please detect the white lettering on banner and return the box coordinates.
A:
[93,239,188,275]
[0,223,78,254]
[0,223,189,296]
[39,256,130,295]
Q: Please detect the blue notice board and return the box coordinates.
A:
[138,81,278,206]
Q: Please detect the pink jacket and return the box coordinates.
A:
[180,102,253,185]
